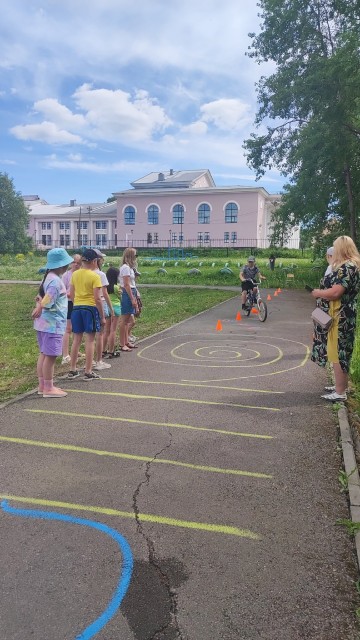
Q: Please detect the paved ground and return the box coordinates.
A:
[0,289,359,640]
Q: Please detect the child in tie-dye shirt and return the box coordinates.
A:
[32,248,73,398]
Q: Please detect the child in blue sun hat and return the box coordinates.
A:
[32,248,74,398]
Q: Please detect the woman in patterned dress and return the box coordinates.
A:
[311,236,360,401]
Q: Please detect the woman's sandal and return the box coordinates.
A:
[108,351,121,358]
[120,346,132,352]
[126,343,138,349]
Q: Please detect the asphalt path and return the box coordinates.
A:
[0,289,358,639]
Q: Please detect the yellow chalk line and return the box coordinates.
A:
[170,341,282,366]
[24,409,273,439]
[137,339,283,368]
[0,494,261,539]
[0,436,272,479]
[183,343,311,383]
[193,346,261,361]
[102,377,284,395]
[61,389,280,412]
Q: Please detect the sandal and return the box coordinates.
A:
[120,346,132,352]
[108,351,121,358]
[126,343,138,349]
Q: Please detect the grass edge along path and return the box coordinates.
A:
[0,284,236,403]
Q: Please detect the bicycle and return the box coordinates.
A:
[243,280,268,322]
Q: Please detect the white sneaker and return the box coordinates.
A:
[93,360,111,370]
[128,335,137,343]
[321,391,347,402]
[61,355,71,365]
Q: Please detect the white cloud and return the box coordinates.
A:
[9,84,173,147]
[68,153,83,162]
[181,122,208,135]
[34,98,86,131]
[10,121,83,145]
[73,84,172,143]
[0,1,262,101]
[46,154,156,175]
[0,158,17,165]
[0,2,286,199]
[200,99,252,132]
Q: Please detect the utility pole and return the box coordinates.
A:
[87,206,92,246]
[77,206,82,246]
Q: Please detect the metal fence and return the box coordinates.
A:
[33,237,301,251]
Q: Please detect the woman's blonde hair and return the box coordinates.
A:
[122,247,137,269]
[332,235,360,270]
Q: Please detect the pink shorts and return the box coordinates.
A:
[37,331,63,356]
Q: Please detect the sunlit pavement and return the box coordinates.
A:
[0,289,358,640]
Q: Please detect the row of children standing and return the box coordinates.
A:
[32,246,140,398]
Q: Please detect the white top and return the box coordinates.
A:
[324,265,333,277]
[95,268,109,300]
[119,264,136,288]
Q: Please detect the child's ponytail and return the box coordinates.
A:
[38,270,50,298]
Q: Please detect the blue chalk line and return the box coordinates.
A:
[1,499,133,640]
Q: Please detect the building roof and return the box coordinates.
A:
[130,169,215,189]
[27,201,117,218]
[115,184,277,199]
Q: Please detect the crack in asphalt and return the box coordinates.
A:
[132,430,184,640]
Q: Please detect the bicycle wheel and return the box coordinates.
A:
[244,296,251,316]
[257,298,267,322]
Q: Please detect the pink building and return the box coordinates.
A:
[25,170,299,249]
[114,169,295,249]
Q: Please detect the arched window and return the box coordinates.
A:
[172,204,184,225]
[198,203,210,224]
[225,202,238,223]
[147,205,159,225]
[124,206,135,225]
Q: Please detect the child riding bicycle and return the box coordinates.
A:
[240,256,266,310]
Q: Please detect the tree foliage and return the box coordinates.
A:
[0,173,31,253]
[244,0,360,243]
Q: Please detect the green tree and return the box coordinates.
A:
[0,173,31,253]
[244,0,360,243]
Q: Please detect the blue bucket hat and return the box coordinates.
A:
[43,248,74,270]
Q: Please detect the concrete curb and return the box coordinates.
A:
[338,405,360,569]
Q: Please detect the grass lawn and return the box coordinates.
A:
[0,253,325,289]
[2,252,360,410]
[0,284,236,402]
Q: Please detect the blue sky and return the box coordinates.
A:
[0,0,283,204]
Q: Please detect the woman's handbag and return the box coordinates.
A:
[311,307,333,331]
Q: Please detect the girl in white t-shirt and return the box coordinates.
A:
[93,251,114,370]
[119,247,139,351]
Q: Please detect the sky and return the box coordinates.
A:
[0,0,283,204]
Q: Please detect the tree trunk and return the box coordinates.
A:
[344,163,356,242]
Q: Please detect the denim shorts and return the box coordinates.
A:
[103,301,111,318]
[37,331,63,356]
[71,306,101,333]
[121,288,136,315]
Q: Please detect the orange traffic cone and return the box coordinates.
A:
[251,307,258,314]
[267,294,272,301]
[236,311,242,321]
[274,290,278,297]
[216,320,223,331]
[277,288,282,293]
